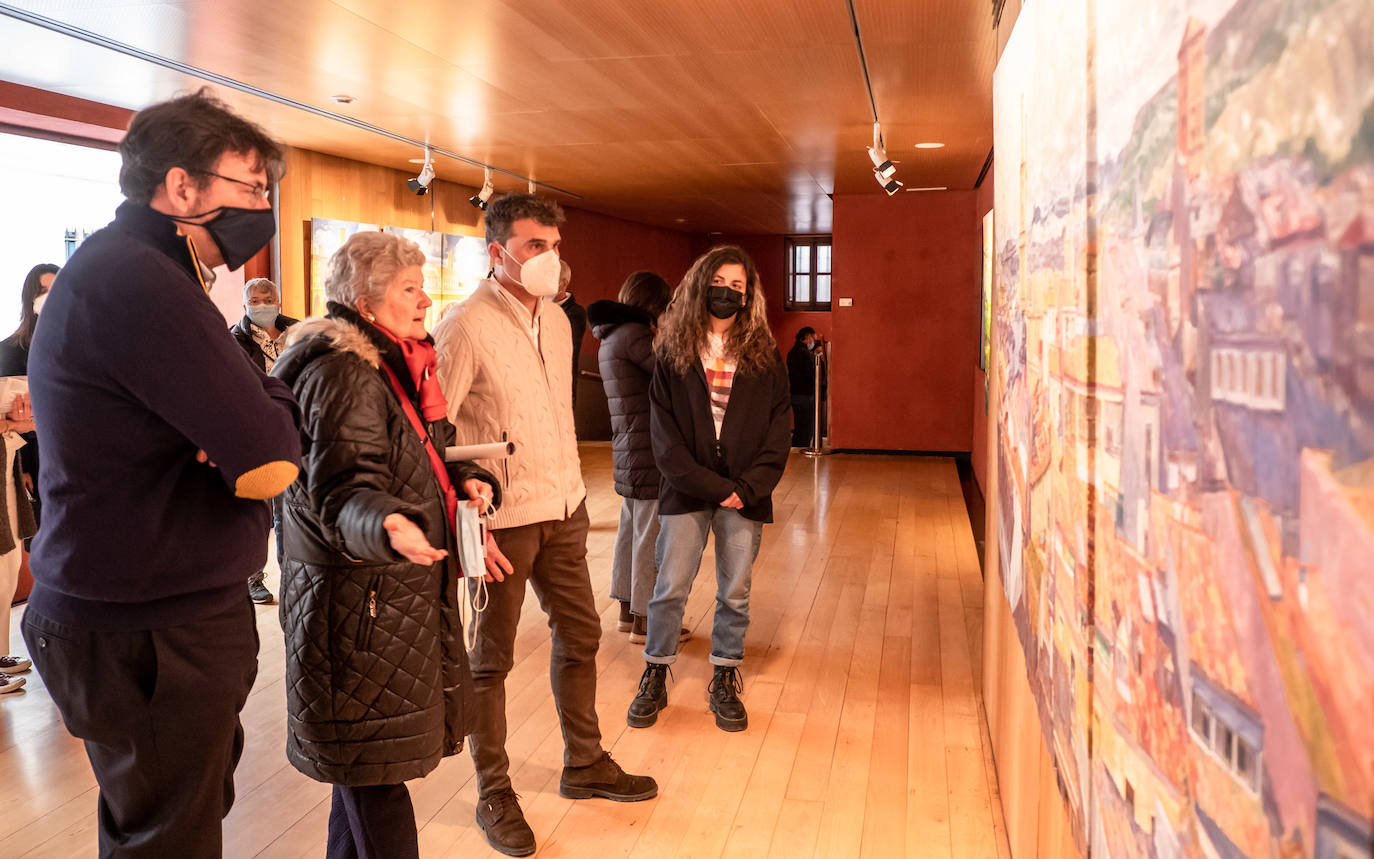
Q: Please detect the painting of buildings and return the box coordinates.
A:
[993,0,1374,855]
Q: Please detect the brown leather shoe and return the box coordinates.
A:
[629,615,690,645]
[560,751,658,801]
[475,788,535,856]
[617,600,633,632]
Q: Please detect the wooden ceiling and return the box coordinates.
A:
[0,0,995,234]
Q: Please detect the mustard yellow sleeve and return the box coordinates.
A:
[234,460,300,500]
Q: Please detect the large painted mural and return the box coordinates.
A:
[993,0,1374,856]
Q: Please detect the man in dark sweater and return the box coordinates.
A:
[22,89,301,857]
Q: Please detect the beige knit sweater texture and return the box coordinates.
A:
[432,279,586,530]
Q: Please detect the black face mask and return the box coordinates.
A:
[171,206,277,271]
[707,285,745,320]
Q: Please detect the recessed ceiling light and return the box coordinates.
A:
[330,94,356,104]
[914,142,945,149]
[674,218,687,223]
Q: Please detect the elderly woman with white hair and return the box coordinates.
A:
[272,230,510,858]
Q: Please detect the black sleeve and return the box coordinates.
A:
[650,360,735,503]
[446,459,504,512]
[732,359,793,507]
[297,360,424,563]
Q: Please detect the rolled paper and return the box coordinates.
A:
[444,441,516,462]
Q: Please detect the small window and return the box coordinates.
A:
[1235,737,1258,790]
[1215,721,1235,762]
[786,236,832,311]
[1191,693,1212,742]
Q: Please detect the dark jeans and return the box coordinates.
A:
[326,783,418,859]
[22,599,259,858]
[467,501,603,797]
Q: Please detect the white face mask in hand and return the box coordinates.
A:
[499,245,561,297]
[457,504,489,650]
[457,504,486,578]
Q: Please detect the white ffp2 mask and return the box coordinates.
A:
[500,246,561,297]
[456,503,489,650]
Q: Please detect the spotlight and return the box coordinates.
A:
[407,148,435,195]
[469,166,494,210]
[867,121,901,193]
[868,146,896,180]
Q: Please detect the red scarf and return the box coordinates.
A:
[372,329,449,422]
[373,324,457,521]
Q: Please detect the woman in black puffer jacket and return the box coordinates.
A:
[589,271,673,643]
[273,232,506,858]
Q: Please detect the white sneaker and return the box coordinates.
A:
[0,674,25,694]
[0,655,32,674]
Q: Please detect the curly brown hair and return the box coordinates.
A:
[655,245,778,375]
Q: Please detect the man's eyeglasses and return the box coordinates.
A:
[191,169,271,201]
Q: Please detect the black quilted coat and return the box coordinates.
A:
[589,300,660,500]
[271,304,499,786]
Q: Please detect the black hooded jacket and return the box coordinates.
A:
[649,349,791,523]
[589,300,660,499]
[271,303,499,786]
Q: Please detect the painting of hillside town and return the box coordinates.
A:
[993,0,1374,856]
[993,0,1095,842]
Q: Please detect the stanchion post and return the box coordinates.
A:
[802,347,828,457]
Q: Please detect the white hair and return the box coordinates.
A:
[243,277,280,303]
[324,231,425,310]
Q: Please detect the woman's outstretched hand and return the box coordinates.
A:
[383,513,448,565]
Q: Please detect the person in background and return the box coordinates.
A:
[433,193,656,858]
[230,276,299,604]
[554,259,586,409]
[786,326,826,446]
[588,271,687,645]
[272,231,500,859]
[0,391,36,694]
[627,245,790,734]
[22,89,301,856]
[0,263,60,535]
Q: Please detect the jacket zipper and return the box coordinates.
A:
[359,575,381,650]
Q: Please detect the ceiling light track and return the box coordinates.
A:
[843,0,880,125]
[0,2,580,199]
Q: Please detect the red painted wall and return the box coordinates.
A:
[558,206,695,439]
[830,191,980,451]
[972,172,995,491]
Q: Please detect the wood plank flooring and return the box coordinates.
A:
[0,446,1011,858]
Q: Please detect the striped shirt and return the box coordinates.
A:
[701,333,736,437]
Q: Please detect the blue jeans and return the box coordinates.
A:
[644,508,763,667]
[609,497,660,617]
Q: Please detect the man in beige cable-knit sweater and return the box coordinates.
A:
[433,193,657,858]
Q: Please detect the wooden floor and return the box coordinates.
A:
[0,446,1011,858]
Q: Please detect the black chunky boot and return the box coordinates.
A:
[627,662,669,728]
[707,665,747,732]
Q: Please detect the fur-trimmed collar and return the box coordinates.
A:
[283,315,381,367]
